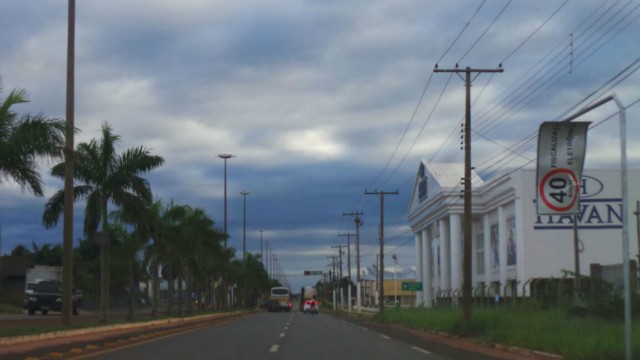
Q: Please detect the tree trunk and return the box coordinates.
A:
[100,203,110,324]
[177,276,183,316]
[127,256,135,322]
[151,260,159,317]
[186,269,194,315]
[167,275,174,316]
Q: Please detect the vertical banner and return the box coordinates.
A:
[536,121,590,215]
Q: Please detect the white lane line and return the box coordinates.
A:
[279,332,286,338]
[361,327,369,331]
[284,326,289,330]
[379,334,390,340]
[270,345,279,353]
[412,346,432,355]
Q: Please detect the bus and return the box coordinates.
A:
[267,287,292,312]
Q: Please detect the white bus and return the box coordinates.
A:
[268,287,292,312]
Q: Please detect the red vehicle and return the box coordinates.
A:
[302,299,319,314]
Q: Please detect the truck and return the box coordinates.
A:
[24,265,64,308]
[26,280,83,316]
[25,265,63,294]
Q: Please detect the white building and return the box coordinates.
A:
[407,162,639,307]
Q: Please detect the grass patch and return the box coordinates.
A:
[373,305,640,360]
[0,322,99,338]
[0,303,24,314]
[0,308,227,338]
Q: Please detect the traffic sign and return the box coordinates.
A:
[539,168,579,212]
[303,270,323,276]
[536,121,590,215]
[401,282,423,291]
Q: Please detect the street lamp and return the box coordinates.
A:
[217,153,234,248]
[240,191,249,260]
[392,253,398,306]
[259,229,264,266]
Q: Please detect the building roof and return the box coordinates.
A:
[426,162,483,188]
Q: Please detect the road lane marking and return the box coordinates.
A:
[379,334,390,340]
[270,345,279,353]
[412,346,432,355]
[279,332,286,338]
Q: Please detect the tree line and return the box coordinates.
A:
[1,85,275,323]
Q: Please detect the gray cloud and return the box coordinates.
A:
[1,0,638,290]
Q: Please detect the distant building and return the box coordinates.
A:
[407,162,639,307]
[0,255,35,305]
[360,278,418,307]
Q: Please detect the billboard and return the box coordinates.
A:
[536,121,590,215]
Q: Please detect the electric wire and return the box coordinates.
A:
[341,1,640,270]
[457,0,512,64]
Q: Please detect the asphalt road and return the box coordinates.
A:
[60,311,501,360]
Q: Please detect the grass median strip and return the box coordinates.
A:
[373,305,640,360]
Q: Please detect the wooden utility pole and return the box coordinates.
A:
[364,190,399,312]
[343,212,363,282]
[62,0,76,327]
[338,233,355,283]
[433,65,503,323]
[331,244,347,281]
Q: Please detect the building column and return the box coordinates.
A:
[422,228,433,307]
[514,197,525,296]
[414,231,423,304]
[439,218,450,290]
[449,213,462,291]
[498,206,507,297]
[483,214,492,286]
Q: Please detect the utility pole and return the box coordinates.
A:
[62,0,76,327]
[240,191,249,260]
[338,233,354,283]
[343,212,363,282]
[434,64,503,323]
[327,256,338,283]
[331,244,347,281]
[364,190,399,312]
[635,201,639,263]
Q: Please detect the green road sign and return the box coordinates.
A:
[401,281,423,291]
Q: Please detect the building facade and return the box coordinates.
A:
[407,162,639,307]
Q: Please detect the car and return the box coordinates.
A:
[26,280,83,316]
[302,299,319,314]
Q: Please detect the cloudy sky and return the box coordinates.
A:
[1,0,639,290]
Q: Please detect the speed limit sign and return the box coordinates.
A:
[539,168,579,212]
[536,121,590,215]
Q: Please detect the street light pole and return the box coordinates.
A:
[392,253,398,306]
[62,0,76,327]
[240,191,249,260]
[259,229,264,266]
[265,240,270,279]
[217,154,234,249]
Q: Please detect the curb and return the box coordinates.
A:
[0,311,242,347]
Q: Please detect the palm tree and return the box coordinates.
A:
[142,199,188,317]
[107,221,145,322]
[42,122,164,324]
[173,207,225,314]
[0,87,66,196]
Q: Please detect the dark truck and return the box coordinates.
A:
[26,280,83,316]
